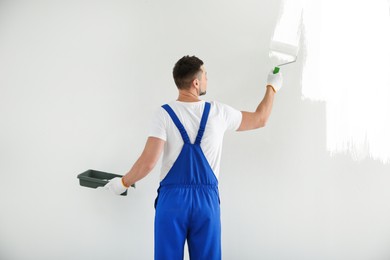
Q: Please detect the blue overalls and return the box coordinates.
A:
[154,102,221,260]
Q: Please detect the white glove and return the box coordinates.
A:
[104,177,128,195]
[266,70,283,92]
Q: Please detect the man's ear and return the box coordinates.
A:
[193,78,199,87]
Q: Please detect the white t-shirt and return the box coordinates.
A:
[148,100,242,181]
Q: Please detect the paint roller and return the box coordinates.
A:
[269,0,302,74]
[270,41,299,74]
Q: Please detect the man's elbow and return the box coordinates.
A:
[137,159,157,175]
[142,162,155,174]
[254,111,269,129]
[256,117,267,128]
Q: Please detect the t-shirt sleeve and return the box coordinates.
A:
[220,102,242,131]
[148,107,167,141]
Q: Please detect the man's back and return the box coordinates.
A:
[148,100,242,181]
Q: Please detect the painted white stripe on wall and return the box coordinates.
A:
[271,0,302,48]
[282,0,390,163]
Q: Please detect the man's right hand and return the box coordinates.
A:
[266,70,283,93]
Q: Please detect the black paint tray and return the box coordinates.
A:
[77,169,135,196]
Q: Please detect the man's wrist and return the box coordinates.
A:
[266,85,276,93]
[121,177,130,188]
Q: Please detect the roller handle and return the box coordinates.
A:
[273,67,280,74]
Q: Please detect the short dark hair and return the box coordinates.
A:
[173,55,204,89]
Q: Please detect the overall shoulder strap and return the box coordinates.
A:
[162,104,191,144]
[195,102,211,145]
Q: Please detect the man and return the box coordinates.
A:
[105,55,282,260]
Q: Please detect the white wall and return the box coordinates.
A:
[1,1,390,260]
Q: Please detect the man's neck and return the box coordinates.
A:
[177,91,201,102]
